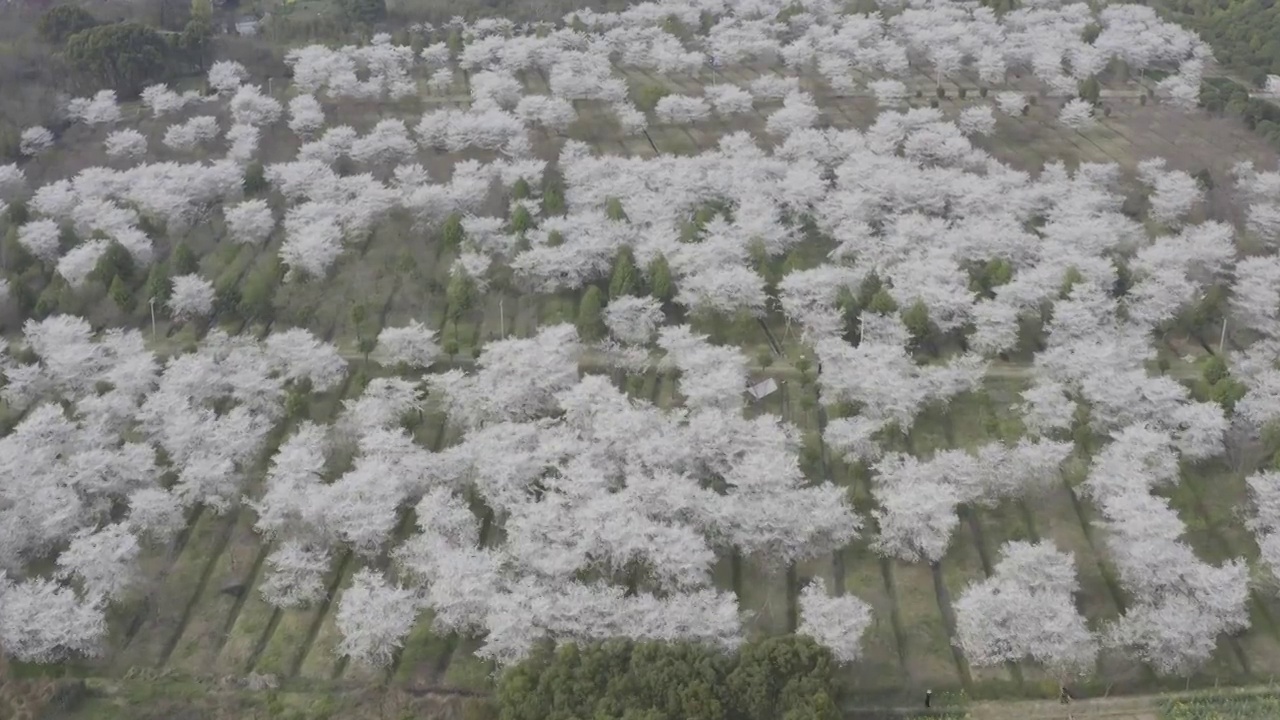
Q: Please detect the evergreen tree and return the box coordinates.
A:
[2,226,33,274]
[1078,75,1101,106]
[857,272,883,307]
[7,273,36,316]
[213,271,241,317]
[92,243,135,285]
[174,15,212,74]
[867,287,898,315]
[6,199,29,226]
[1060,266,1084,297]
[238,256,282,321]
[648,254,674,303]
[172,243,198,276]
[512,178,531,200]
[358,336,377,363]
[971,258,1013,297]
[144,261,171,304]
[609,247,639,298]
[108,274,132,310]
[836,286,860,343]
[901,300,931,350]
[542,179,566,216]
[577,286,606,340]
[442,213,465,249]
[243,161,267,196]
[350,303,368,336]
[606,197,628,222]
[510,205,534,234]
[446,269,477,329]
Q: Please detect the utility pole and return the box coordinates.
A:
[499,297,506,339]
[149,297,157,341]
[1220,317,1228,359]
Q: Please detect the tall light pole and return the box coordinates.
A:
[149,297,157,341]
[499,297,506,339]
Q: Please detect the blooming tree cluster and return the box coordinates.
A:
[1082,426,1248,675]
[1,0,1268,684]
[0,316,345,661]
[242,324,863,666]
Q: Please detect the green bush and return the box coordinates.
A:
[497,636,839,720]
[1161,692,1280,719]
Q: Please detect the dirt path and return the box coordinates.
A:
[971,695,1159,720]
[968,684,1277,720]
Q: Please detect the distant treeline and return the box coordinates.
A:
[1199,76,1280,150]
[1160,0,1280,86]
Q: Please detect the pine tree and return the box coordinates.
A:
[609,247,639,299]
[92,243,134,284]
[1,226,33,274]
[446,269,477,329]
[542,179,565,216]
[867,288,898,315]
[6,199,28,226]
[145,261,171,305]
[1078,75,1101,106]
[510,205,534,234]
[442,213,465,249]
[901,300,931,348]
[238,257,281,320]
[172,243,198,276]
[108,275,132,310]
[606,197,628,222]
[577,286,606,341]
[648,255,674,303]
[351,303,368,336]
[243,161,267,196]
[1059,266,1084,298]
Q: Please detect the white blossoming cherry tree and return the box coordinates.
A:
[954,541,1097,678]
